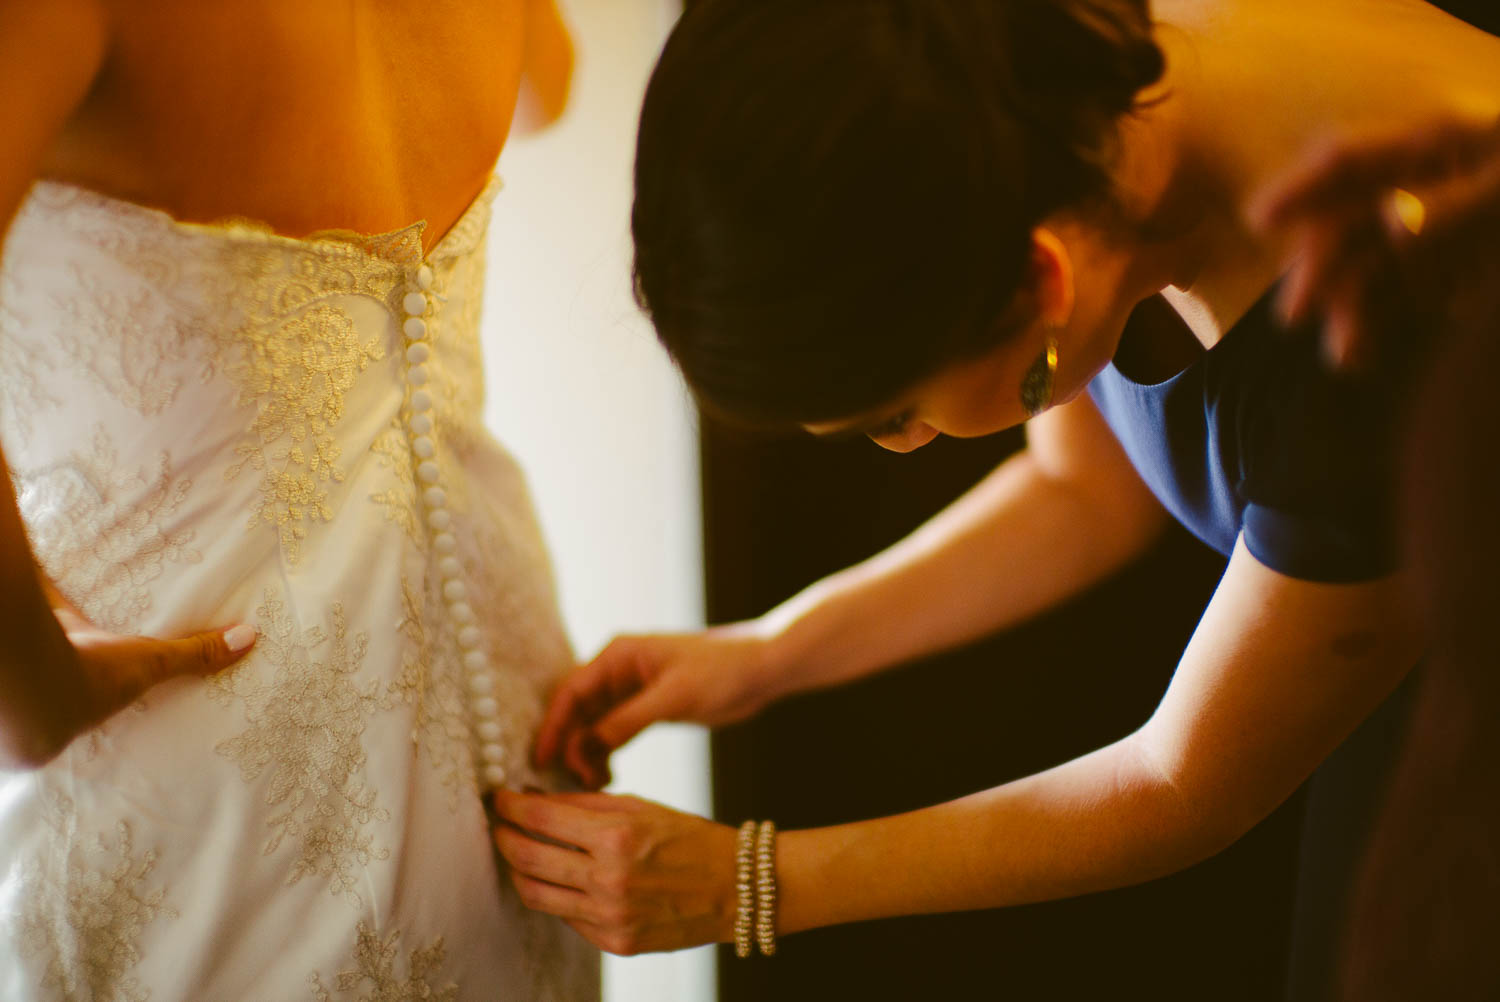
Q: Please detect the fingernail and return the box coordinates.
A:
[223,625,257,653]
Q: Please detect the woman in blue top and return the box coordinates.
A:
[496,0,1498,987]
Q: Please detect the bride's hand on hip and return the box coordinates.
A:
[2,578,257,768]
[491,788,737,955]
[534,625,782,789]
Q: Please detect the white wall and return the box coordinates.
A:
[480,2,716,1000]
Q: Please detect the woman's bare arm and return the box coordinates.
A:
[0,0,112,764]
[758,391,1169,699]
[774,538,1420,932]
[500,537,1421,954]
[536,392,1169,782]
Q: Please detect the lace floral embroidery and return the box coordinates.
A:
[384,578,475,810]
[369,420,423,546]
[222,302,385,563]
[428,248,488,465]
[50,263,200,417]
[210,590,390,904]
[14,426,200,633]
[15,792,176,1002]
[309,922,457,1002]
[0,270,61,449]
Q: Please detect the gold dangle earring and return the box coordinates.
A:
[1020,333,1060,418]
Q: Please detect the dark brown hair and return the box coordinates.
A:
[633,0,1164,427]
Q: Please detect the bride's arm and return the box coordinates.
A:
[0,0,255,769]
[0,0,111,766]
[511,0,574,134]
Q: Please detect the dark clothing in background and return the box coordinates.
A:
[1090,287,1415,1001]
[1090,288,1397,581]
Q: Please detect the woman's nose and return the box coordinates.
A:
[871,421,940,453]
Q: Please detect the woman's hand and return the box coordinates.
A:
[1249,116,1500,370]
[491,789,738,955]
[1,578,257,769]
[534,625,783,788]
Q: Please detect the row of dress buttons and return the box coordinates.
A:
[403,264,508,791]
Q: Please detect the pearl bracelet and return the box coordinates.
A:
[733,819,779,958]
[734,820,756,958]
[755,820,778,956]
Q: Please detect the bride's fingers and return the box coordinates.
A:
[73,626,257,718]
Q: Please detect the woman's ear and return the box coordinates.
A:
[1029,227,1076,329]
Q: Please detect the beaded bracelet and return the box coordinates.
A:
[734,820,756,958]
[754,820,778,956]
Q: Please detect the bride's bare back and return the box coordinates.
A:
[19,0,570,251]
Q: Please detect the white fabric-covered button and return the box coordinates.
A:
[427,508,452,531]
[473,695,499,718]
[469,672,494,694]
[424,486,446,509]
[404,317,428,340]
[450,602,476,624]
[434,532,457,553]
[405,342,430,365]
[439,556,462,578]
[403,292,428,316]
[409,390,433,412]
[408,413,433,436]
[416,265,434,290]
[413,436,436,459]
[443,579,467,602]
[463,650,488,672]
[407,365,429,387]
[418,461,441,484]
[480,742,506,765]
[476,719,502,742]
[482,764,507,787]
[458,625,482,649]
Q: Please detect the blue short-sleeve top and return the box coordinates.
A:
[1087,291,1398,583]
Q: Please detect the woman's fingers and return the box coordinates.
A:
[494,822,592,890]
[534,639,651,768]
[71,625,256,723]
[534,669,599,768]
[492,788,614,852]
[493,790,735,955]
[508,870,593,924]
[1250,119,1499,232]
[591,683,683,754]
[563,727,612,790]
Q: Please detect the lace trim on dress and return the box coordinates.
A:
[220,301,387,564]
[309,921,458,1002]
[15,792,177,1002]
[209,590,391,906]
[24,176,503,267]
[13,425,201,633]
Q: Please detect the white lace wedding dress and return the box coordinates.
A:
[0,178,601,1001]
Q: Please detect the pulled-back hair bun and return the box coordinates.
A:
[634,0,1165,428]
